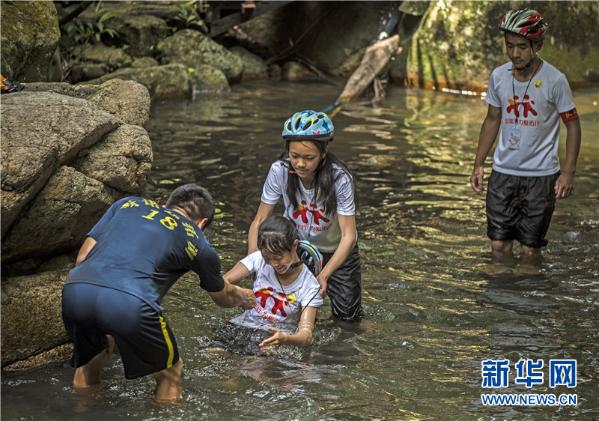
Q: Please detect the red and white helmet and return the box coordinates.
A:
[499,9,547,42]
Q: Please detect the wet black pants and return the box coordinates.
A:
[322,245,363,322]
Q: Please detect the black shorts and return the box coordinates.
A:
[486,171,559,248]
[322,245,363,322]
[62,282,179,379]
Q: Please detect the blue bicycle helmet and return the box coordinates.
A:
[282,110,334,141]
[298,240,323,276]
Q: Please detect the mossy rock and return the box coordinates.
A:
[191,65,230,94]
[75,44,133,68]
[0,1,61,82]
[131,57,159,68]
[157,29,243,82]
[87,64,192,100]
[229,46,268,81]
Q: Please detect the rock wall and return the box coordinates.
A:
[0,80,153,368]
[405,1,599,91]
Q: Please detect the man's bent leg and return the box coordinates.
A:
[73,335,115,388]
[153,358,183,402]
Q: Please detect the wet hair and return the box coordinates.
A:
[283,140,357,215]
[166,184,215,226]
[257,216,298,256]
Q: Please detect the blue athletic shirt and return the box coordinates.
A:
[66,196,225,312]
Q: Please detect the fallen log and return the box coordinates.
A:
[336,34,401,105]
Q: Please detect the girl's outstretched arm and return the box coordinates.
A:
[259,307,318,351]
[223,261,252,284]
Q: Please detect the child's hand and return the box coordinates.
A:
[259,327,287,351]
[237,286,255,310]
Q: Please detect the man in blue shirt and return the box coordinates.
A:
[62,184,254,401]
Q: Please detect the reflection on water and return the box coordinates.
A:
[2,83,598,420]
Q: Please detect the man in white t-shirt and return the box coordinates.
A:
[470,9,582,262]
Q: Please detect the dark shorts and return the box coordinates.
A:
[486,171,559,248]
[62,282,179,379]
[322,245,363,322]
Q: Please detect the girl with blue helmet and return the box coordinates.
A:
[248,110,363,322]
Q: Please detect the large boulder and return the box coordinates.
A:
[156,29,244,81]
[0,0,62,82]
[70,45,133,82]
[1,92,120,237]
[1,166,117,262]
[1,271,69,366]
[75,44,133,69]
[107,14,171,57]
[87,64,192,99]
[0,80,153,368]
[226,7,289,58]
[74,124,153,193]
[230,46,269,81]
[86,79,151,126]
[405,1,599,91]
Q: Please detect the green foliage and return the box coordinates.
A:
[64,1,118,45]
[173,0,207,32]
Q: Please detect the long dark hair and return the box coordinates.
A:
[283,140,357,216]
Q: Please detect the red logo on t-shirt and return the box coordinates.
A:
[507,95,538,118]
[255,287,289,317]
[292,201,330,226]
[292,200,310,223]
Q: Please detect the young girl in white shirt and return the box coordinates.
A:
[225,215,323,352]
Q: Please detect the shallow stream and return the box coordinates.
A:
[2,82,598,420]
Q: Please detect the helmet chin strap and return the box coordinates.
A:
[278,260,302,276]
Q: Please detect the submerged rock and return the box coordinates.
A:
[191,65,230,94]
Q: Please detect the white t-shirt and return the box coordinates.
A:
[485,60,576,176]
[229,251,323,333]
[261,160,356,253]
